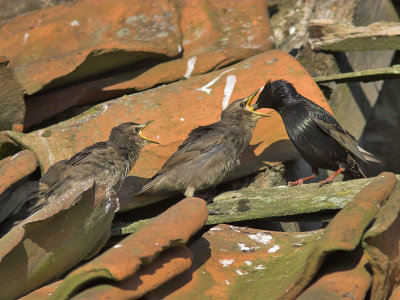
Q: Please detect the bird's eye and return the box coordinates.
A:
[135,127,140,133]
[239,102,245,108]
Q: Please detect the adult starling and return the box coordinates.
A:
[39,121,158,206]
[135,90,269,197]
[256,80,380,186]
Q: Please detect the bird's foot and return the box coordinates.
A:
[318,176,334,187]
[318,168,345,187]
[288,175,316,187]
[288,179,306,186]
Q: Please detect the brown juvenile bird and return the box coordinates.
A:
[36,121,158,209]
[255,80,380,186]
[135,90,269,197]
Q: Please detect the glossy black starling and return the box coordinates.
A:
[135,90,269,197]
[256,80,380,186]
[40,121,158,205]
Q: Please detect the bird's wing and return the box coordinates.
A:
[66,142,109,166]
[40,160,68,186]
[157,124,225,175]
[43,142,110,200]
[308,108,368,163]
[44,172,70,200]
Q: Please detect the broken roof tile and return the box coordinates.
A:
[72,246,193,300]
[0,181,118,300]
[279,172,397,299]
[0,0,182,94]
[148,224,323,300]
[50,197,207,299]
[298,250,371,300]
[362,182,400,299]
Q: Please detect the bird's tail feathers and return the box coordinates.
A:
[134,182,153,195]
[134,176,165,195]
[357,146,382,164]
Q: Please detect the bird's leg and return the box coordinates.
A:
[318,168,345,187]
[184,186,195,197]
[288,174,316,187]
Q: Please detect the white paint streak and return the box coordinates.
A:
[237,243,251,252]
[219,259,234,267]
[225,280,230,285]
[222,75,237,111]
[254,264,265,270]
[38,130,55,164]
[23,33,29,45]
[236,269,246,276]
[268,245,280,253]
[244,260,252,266]
[196,68,234,95]
[229,225,241,233]
[177,45,182,53]
[10,152,20,160]
[248,232,272,245]
[180,117,185,122]
[101,104,109,113]
[210,226,222,231]
[113,244,123,248]
[70,20,80,26]
[184,56,197,78]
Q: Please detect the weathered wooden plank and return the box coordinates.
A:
[309,21,400,51]
[112,176,400,236]
[314,65,400,83]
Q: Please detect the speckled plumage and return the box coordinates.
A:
[256,80,380,185]
[136,90,268,197]
[40,122,156,206]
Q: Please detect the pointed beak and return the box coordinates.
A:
[138,120,159,144]
[245,89,271,117]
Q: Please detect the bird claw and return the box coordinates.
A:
[318,168,345,187]
[318,177,333,187]
[288,179,304,187]
[288,174,316,187]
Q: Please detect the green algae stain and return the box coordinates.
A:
[116,28,131,37]
[227,231,323,300]
[41,130,51,138]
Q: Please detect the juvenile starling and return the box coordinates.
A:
[40,121,158,206]
[135,90,269,197]
[256,80,380,186]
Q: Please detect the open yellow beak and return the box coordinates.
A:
[139,120,159,144]
[245,89,271,117]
